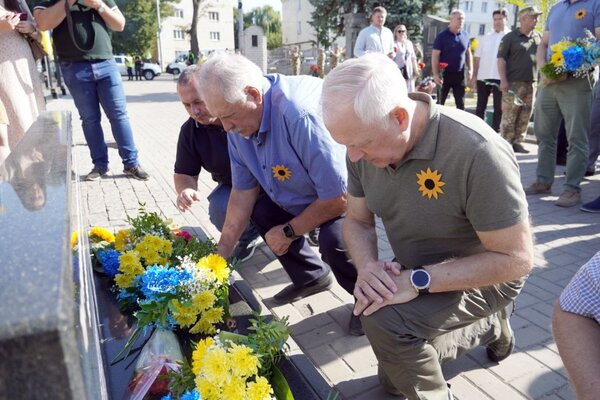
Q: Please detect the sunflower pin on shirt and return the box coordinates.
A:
[272,164,292,182]
[416,168,446,199]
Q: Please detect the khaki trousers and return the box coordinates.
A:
[361,280,523,400]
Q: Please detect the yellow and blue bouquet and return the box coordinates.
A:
[541,30,600,81]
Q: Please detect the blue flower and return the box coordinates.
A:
[562,45,585,71]
[98,249,121,277]
[139,265,193,301]
[161,394,172,400]
[181,389,201,400]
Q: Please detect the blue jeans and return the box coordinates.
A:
[60,59,139,170]
[207,183,259,245]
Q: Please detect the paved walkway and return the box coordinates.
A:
[48,75,600,400]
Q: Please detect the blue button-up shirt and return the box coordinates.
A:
[353,25,395,57]
[228,74,348,216]
[545,0,600,59]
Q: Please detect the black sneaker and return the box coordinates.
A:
[273,272,333,305]
[85,167,109,181]
[306,228,319,246]
[486,304,515,362]
[512,143,530,154]
[123,165,150,181]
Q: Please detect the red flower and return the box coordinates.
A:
[418,62,426,69]
[175,230,192,241]
[439,62,448,69]
[310,64,320,72]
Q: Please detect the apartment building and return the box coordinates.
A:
[455,0,519,38]
[157,0,235,69]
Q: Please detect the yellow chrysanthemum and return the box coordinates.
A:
[190,317,216,335]
[89,226,115,243]
[197,254,230,282]
[575,8,586,19]
[115,273,135,288]
[192,337,214,376]
[196,376,220,400]
[71,231,79,248]
[228,343,260,378]
[118,251,143,275]
[114,229,134,251]
[203,307,224,324]
[416,168,446,200]
[246,376,274,400]
[550,40,572,55]
[193,291,217,311]
[222,376,247,399]
[272,164,292,182]
[171,299,197,327]
[201,346,229,384]
[550,51,565,67]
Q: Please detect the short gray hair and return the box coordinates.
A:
[450,9,465,17]
[177,65,201,87]
[198,53,264,104]
[322,53,408,130]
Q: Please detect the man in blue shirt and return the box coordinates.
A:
[432,9,473,109]
[524,0,600,207]
[353,6,395,58]
[197,54,361,335]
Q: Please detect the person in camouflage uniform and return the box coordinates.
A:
[497,7,542,154]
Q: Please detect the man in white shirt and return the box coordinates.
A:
[353,6,394,58]
[470,8,509,132]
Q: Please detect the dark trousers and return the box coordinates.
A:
[588,82,600,171]
[475,79,502,132]
[438,71,466,110]
[126,67,133,80]
[251,193,357,295]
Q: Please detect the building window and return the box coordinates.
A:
[463,23,471,35]
[252,35,258,47]
[297,21,302,35]
[463,1,473,12]
[208,12,219,21]
[479,24,486,35]
[210,31,220,41]
[173,29,185,40]
[298,0,301,10]
[481,2,487,13]
[174,9,184,18]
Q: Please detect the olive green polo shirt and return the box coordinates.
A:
[347,93,528,268]
[35,0,117,61]
[497,28,542,82]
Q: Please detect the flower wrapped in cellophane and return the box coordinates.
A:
[541,29,600,82]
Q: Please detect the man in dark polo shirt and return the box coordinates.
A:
[34,0,149,182]
[432,9,472,109]
[174,66,260,262]
[497,7,542,154]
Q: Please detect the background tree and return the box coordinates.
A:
[189,0,213,57]
[243,5,282,49]
[310,0,440,47]
[112,0,174,59]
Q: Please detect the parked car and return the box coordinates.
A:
[113,55,161,80]
[166,54,189,75]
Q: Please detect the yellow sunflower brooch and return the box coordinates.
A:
[272,165,292,182]
[416,168,446,199]
[575,9,587,19]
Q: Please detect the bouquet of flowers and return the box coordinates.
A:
[541,29,600,82]
[416,76,437,94]
[164,314,292,400]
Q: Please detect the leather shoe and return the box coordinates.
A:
[273,272,333,305]
[349,313,364,336]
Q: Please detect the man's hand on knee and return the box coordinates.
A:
[353,261,402,312]
[354,268,418,316]
[177,188,200,212]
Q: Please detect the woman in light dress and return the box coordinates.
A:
[0,0,45,152]
[392,24,419,92]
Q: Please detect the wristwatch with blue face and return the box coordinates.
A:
[410,267,431,294]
